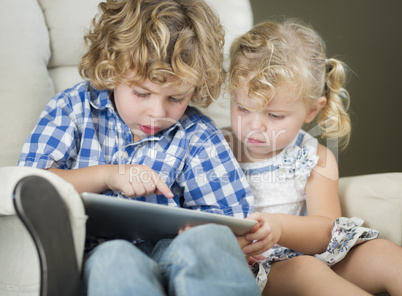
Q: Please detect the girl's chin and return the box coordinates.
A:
[244,146,282,160]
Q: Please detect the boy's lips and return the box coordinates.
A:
[139,125,161,135]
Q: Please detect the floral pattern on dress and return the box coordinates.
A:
[314,217,379,267]
[252,217,379,292]
[277,145,319,181]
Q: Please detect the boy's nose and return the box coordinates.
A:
[148,99,167,119]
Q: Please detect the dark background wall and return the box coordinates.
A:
[249,0,402,177]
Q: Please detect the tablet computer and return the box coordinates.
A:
[81,192,257,242]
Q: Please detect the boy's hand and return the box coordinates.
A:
[241,212,282,256]
[105,164,174,199]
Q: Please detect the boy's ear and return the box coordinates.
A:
[305,96,327,123]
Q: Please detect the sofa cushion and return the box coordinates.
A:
[38,0,100,93]
[339,172,402,246]
[38,0,100,68]
[0,0,55,167]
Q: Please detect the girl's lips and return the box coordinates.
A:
[139,125,160,135]
[247,137,265,145]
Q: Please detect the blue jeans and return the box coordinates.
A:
[82,224,260,296]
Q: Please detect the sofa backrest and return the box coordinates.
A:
[0,0,253,167]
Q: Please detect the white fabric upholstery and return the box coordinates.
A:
[339,172,402,246]
[39,0,100,93]
[0,167,87,296]
[0,0,55,168]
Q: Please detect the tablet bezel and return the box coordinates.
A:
[81,192,257,242]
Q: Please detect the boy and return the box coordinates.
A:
[19,0,259,294]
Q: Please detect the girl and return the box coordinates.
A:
[226,19,402,295]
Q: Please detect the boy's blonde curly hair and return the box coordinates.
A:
[229,19,351,148]
[79,0,225,108]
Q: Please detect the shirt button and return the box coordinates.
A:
[122,151,128,159]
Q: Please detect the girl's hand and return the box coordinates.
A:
[236,235,253,262]
[105,164,174,199]
[237,235,252,249]
[248,254,266,267]
[242,212,282,256]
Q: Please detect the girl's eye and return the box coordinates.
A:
[132,90,149,98]
[269,113,284,120]
[237,105,249,113]
[169,97,184,104]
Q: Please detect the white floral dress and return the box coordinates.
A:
[239,130,379,291]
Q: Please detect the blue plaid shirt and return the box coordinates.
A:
[19,81,254,218]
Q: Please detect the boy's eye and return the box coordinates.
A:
[169,96,184,104]
[269,113,284,120]
[132,90,149,98]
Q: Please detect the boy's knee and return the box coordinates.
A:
[86,239,138,267]
[97,239,134,255]
[196,223,232,236]
[181,223,234,242]
[173,224,240,255]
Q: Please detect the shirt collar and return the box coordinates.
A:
[88,84,114,111]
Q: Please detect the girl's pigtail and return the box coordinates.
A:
[318,58,351,149]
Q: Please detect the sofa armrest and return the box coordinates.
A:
[339,173,402,246]
[0,166,87,295]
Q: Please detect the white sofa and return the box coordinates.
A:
[0,0,400,295]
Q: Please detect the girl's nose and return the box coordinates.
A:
[249,113,267,132]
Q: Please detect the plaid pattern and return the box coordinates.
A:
[19,81,254,218]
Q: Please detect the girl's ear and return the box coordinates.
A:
[305,96,327,123]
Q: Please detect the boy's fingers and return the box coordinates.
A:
[141,179,158,197]
[120,183,135,197]
[155,178,174,198]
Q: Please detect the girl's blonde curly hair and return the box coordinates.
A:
[79,0,225,108]
[229,19,351,148]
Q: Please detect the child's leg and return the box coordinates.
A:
[263,255,370,296]
[332,239,402,295]
[82,239,166,296]
[158,224,260,296]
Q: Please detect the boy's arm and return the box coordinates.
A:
[48,166,110,194]
[48,165,173,198]
[179,129,254,218]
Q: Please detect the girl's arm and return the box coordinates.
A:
[48,164,173,199]
[243,144,341,255]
